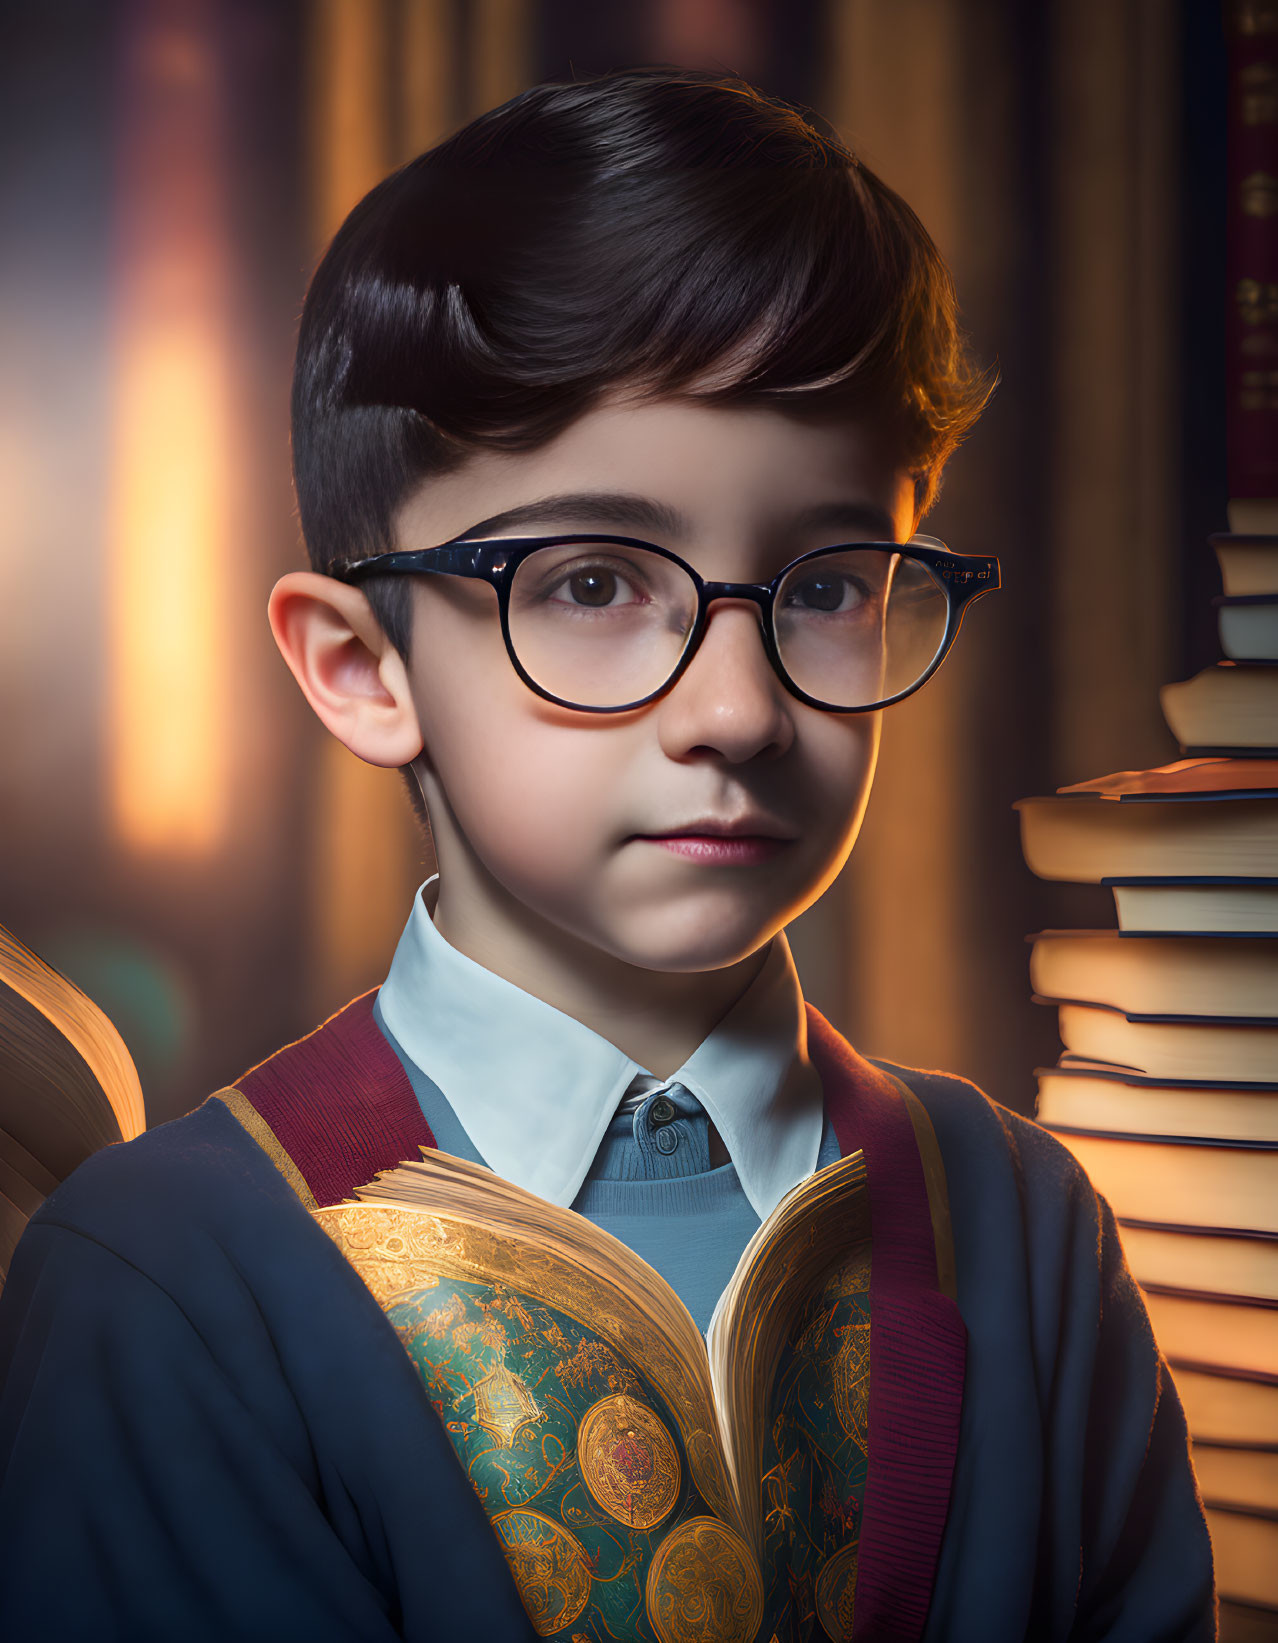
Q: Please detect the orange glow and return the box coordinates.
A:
[402,0,456,155]
[108,312,229,852]
[311,0,391,241]
[471,0,530,119]
[107,3,231,856]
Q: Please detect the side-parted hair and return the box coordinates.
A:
[292,66,996,660]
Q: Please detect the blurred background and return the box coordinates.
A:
[0,0,1228,1126]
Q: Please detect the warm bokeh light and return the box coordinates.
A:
[470,0,531,117]
[109,312,230,852]
[310,0,391,243]
[402,0,458,157]
[107,2,231,855]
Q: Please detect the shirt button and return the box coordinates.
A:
[649,1095,676,1126]
[654,1125,679,1155]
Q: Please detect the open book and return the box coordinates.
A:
[0,923,145,1282]
[316,1146,871,1643]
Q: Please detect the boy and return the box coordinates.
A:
[0,68,1213,1642]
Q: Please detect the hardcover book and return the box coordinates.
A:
[1037,1127,1278,1237]
[1143,1289,1277,1383]
[1034,1063,1278,1147]
[316,1146,876,1643]
[1216,594,1278,662]
[1051,999,1278,1082]
[1015,794,1278,883]
[1115,1224,1277,1306]
[1103,878,1278,935]
[1027,928,1278,1019]
[1212,534,1278,598]
[1016,758,1278,883]
[0,922,145,1281]
[1191,1443,1278,1518]
[1159,663,1278,754]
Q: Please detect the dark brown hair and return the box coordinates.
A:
[292,65,996,660]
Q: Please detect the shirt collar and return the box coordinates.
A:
[376,878,824,1219]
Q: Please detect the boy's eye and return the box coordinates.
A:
[783,571,869,614]
[547,561,644,608]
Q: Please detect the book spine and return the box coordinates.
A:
[1226,1,1278,498]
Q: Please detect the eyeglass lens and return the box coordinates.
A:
[506,542,950,709]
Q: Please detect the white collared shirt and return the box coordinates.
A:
[376,878,824,1220]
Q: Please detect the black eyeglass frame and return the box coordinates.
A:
[328,532,1002,714]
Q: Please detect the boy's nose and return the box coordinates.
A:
[656,600,795,765]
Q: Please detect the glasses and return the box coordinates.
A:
[328,532,1000,713]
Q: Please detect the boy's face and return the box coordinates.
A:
[395,395,915,974]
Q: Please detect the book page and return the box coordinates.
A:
[707,1149,870,1553]
[0,923,145,1147]
[324,1150,737,1527]
[324,1143,871,1583]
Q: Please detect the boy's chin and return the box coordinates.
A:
[590,902,796,975]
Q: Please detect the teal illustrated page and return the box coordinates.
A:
[757,1246,872,1643]
[389,1276,767,1643]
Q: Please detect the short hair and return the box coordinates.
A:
[292,65,996,664]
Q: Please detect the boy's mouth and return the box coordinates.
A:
[642,813,797,839]
[633,816,797,865]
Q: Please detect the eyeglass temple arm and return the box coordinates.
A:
[330,543,511,583]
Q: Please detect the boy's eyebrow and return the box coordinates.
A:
[458,492,900,543]
[460,492,687,539]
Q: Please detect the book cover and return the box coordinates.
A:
[1040,1055,1278,1092]
[1056,757,1278,800]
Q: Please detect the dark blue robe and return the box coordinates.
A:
[0,1057,1214,1641]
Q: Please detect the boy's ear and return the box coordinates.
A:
[267,571,424,768]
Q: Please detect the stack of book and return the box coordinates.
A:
[1162,531,1278,756]
[1016,509,1278,1640]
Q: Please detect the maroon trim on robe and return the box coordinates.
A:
[235,989,435,1209]
[807,1004,967,1643]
